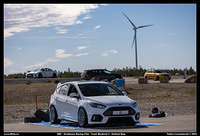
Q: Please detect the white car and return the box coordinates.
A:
[49,81,140,127]
[26,68,57,78]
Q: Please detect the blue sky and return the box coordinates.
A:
[4,4,196,75]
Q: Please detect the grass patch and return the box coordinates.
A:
[44,78,53,83]
[156,94,172,98]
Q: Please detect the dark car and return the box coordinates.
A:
[81,69,122,81]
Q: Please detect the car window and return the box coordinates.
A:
[91,70,97,73]
[34,68,40,72]
[58,84,69,95]
[104,70,111,74]
[78,83,123,97]
[67,84,78,96]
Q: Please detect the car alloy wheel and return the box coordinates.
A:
[78,108,88,127]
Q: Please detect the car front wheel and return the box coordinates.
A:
[49,106,61,124]
[78,108,88,127]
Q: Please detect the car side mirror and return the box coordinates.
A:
[122,91,127,96]
[69,93,78,98]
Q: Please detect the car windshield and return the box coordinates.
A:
[78,83,123,97]
[33,68,41,72]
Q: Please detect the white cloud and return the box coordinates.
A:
[94,25,101,29]
[101,49,118,57]
[17,47,22,50]
[55,49,72,58]
[47,58,60,62]
[4,4,99,38]
[77,46,88,51]
[55,27,68,34]
[75,52,89,57]
[23,58,60,69]
[23,62,46,69]
[9,68,19,73]
[101,52,108,57]
[4,58,14,67]
[82,15,91,20]
[109,49,118,54]
[75,20,83,24]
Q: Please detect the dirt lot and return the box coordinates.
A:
[4,77,196,124]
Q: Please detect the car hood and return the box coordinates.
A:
[84,95,134,105]
[160,73,169,75]
[27,71,39,74]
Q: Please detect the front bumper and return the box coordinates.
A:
[26,73,38,78]
[86,105,140,125]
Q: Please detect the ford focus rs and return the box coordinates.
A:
[49,81,140,127]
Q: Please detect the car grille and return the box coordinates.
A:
[103,106,135,116]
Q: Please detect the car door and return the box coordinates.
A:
[148,71,153,79]
[55,84,70,119]
[46,68,53,77]
[66,84,80,122]
[40,68,46,77]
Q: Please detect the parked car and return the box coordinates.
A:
[49,81,140,127]
[81,69,123,81]
[144,69,171,81]
[26,68,57,78]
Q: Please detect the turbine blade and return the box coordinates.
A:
[122,12,136,29]
[137,24,153,29]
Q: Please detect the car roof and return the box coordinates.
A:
[84,69,107,71]
[61,80,109,86]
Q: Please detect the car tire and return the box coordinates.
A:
[34,109,49,122]
[24,116,42,123]
[49,106,61,124]
[155,76,159,81]
[38,73,43,78]
[78,108,88,127]
[53,73,57,78]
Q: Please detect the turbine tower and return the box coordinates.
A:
[122,12,153,69]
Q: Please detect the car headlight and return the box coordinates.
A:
[132,101,137,107]
[89,103,106,109]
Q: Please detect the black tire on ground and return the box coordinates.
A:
[34,109,49,122]
[49,106,61,124]
[24,117,42,123]
[78,108,88,127]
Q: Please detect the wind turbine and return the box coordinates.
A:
[122,12,153,70]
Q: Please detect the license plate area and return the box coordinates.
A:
[113,110,129,115]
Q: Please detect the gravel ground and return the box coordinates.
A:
[3,79,196,124]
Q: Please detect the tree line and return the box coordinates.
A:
[112,66,196,77]
[4,66,196,79]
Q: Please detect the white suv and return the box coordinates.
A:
[49,81,140,127]
[26,68,57,78]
